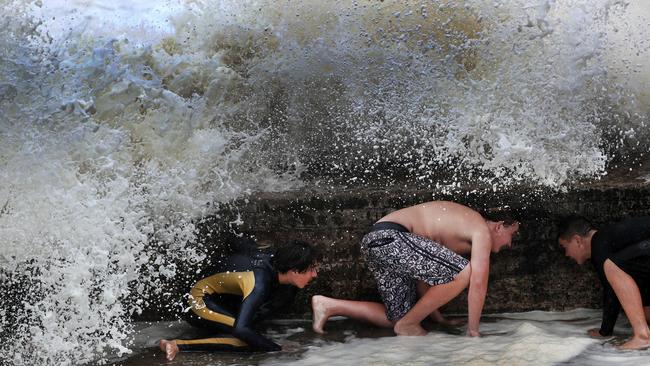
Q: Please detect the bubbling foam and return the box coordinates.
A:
[0,0,648,365]
[146,0,646,187]
[1,1,302,364]
[261,321,597,366]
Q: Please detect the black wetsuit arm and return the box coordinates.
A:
[591,231,619,336]
[599,281,620,336]
[594,260,620,336]
[231,270,281,352]
[255,285,297,322]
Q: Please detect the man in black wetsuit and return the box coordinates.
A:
[558,216,650,350]
[159,237,320,360]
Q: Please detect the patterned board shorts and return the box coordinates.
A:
[360,223,469,321]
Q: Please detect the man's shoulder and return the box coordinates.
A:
[417,201,479,217]
[590,231,612,269]
[252,262,276,284]
[602,216,650,232]
[591,230,610,253]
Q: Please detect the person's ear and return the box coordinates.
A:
[573,234,583,247]
[496,221,505,231]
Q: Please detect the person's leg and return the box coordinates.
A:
[160,296,246,360]
[416,281,464,326]
[394,265,471,336]
[312,295,392,333]
[603,259,650,350]
[417,281,444,323]
[642,285,650,324]
[313,229,408,334]
[312,259,398,333]
[159,339,180,360]
[388,231,471,336]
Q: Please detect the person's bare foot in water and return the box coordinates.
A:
[619,335,650,350]
[312,295,334,334]
[159,339,179,361]
[393,320,427,336]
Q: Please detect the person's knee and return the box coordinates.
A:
[456,264,471,285]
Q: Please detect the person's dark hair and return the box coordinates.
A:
[273,240,321,274]
[481,206,519,226]
[557,216,594,240]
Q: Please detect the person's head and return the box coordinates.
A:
[557,216,595,264]
[274,240,321,288]
[483,207,520,253]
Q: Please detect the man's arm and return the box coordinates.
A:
[467,230,492,336]
[255,285,298,322]
[589,232,619,336]
[232,272,281,352]
[596,281,621,336]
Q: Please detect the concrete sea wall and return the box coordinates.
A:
[177,183,650,318]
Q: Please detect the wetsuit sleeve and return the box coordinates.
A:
[231,269,281,352]
[590,231,620,336]
[255,285,298,322]
[598,280,620,336]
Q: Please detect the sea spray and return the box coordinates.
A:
[0,0,647,365]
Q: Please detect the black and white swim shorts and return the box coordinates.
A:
[360,221,469,321]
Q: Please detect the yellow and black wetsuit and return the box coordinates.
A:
[175,249,283,352]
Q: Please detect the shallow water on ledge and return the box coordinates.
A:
[111,309,650,366]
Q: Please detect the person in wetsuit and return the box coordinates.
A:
[159,237,320,360]
[558,216,650,350]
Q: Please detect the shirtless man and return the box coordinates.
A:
[312,201,520,337]
[558,216,650,350]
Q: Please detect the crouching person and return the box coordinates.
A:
[160,238,320,360]
[558,216,650,350]
[312,201,519,337]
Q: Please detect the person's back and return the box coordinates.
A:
[378,201,490,255]
[592,217,650,264]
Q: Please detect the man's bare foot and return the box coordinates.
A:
[394,321,427,336]
[466,329,480,337]
[159,339,179,361]
[618,335,650,350]
[312,295,333,334]
[587,328,606,338]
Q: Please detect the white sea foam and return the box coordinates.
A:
[1,0,649,365]
[260,310,610,366]
[116,310,650,366]
[262,320,598,366]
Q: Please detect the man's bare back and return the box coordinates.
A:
[312,200,519,337]
[378,201,487,255]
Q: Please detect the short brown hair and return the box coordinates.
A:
[481,206,518,226]
[557,216,594,240]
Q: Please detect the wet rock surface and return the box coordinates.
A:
[139,178,650,320]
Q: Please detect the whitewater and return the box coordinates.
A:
[1,0,649,364]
